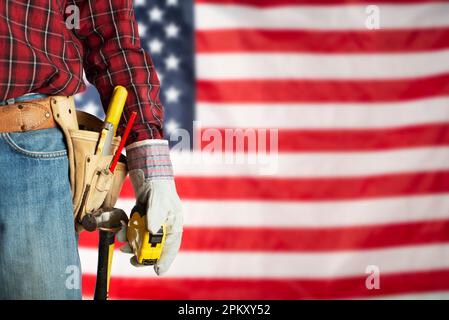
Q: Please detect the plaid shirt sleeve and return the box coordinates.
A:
[71,0,164,143]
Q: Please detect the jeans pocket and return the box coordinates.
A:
[2,127,68,159]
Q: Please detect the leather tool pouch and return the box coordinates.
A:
[50,97,128,232]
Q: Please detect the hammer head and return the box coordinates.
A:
[81,208,128,233]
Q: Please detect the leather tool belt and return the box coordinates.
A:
[1,96,128,232]
[0,97,57,133]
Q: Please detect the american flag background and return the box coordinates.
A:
[77,0,449,299]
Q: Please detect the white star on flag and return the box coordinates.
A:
[165,23,180,38]
[165,54,180,71]
[157,73,164,85]
[165,86,181,103]
[166,0,178,7]
[148,38,164,54]
[137,22,147,37]
[165,119,180,135]
[149,7,164,22]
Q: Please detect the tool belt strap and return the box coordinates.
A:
[0,97,57,133]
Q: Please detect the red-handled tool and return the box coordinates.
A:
[109,111,137,173]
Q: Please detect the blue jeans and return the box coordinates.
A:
[0,124,82,299]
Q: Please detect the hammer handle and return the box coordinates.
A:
[94,230,115,300]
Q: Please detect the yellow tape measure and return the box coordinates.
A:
[127,204,166,265]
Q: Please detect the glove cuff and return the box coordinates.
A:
[126,139,174,180]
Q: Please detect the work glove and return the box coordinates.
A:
[118,139,183,275]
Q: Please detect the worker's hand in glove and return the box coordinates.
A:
[118,139,183,275]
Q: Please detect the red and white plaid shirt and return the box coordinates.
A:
[0,0,163,143]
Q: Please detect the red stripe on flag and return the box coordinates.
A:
[197,28,449,53]
[199,123,449,152]
[82,269,449,299]
[181,222,449,251]
[197,75,449,103]
[118,170,449,201]
[79,220,449,252]
[172,171,449,201]
[79,231,123,249]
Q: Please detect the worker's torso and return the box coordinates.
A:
[0,0,85,102]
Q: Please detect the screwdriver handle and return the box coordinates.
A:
[105,86,128,136]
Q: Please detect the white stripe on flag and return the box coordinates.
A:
[195,3,449,30]
[369,292,449,300]
[196,50,449,80]
[80,243,449,279]
[117,194,449,228]
[169,148,449,178]
[197,97,449,129]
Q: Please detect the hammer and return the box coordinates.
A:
[82,208,128,300]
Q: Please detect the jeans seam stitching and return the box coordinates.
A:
[2,133,67,159]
